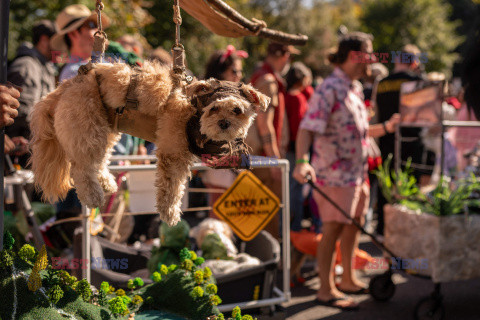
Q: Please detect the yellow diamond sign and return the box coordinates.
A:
[213,171,280,241]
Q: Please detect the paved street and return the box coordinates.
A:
[283,236,480,320]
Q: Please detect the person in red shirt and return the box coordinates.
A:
[247,42,299,238]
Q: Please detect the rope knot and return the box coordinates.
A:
[251,18,267,35]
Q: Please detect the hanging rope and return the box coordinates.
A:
[78,0,107,75]
[172,0,185,74]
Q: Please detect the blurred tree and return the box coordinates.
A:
[446,0,480,77]
[361,0,462,77]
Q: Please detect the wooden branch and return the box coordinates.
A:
[205,0,308,46]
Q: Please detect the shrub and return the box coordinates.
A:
[133,277,144,287]
[189,251,197,260]
[132,295,143,305]
[209,295,222,306]
[203,267,212,280]
[3,231,14,250]
[190,286,204,298]
[76,279,92,302]
[18,244,35,262]
[108,297,129,316]
[194,257,205,266]
[160,264,169,276]
[100,281,110,293]
[152,271,162,282]
[206,284,217,295]
[179,248,191,262]
[232,306,242,320]
[194,270,204,285]
[116,289,126,296]
[47,285,64,304]
[0,250,13,270]
[58,270,77,287]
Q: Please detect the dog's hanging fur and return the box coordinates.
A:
[29,61,269,226]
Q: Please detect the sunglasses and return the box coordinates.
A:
[80,20,98,30]
[230,69,243,76]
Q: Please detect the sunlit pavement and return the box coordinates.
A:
[283,235,480,320]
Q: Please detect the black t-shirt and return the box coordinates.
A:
[376,71,433,173]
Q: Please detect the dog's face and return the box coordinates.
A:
[186,79,270,141]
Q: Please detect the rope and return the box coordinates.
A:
[251,18,267,35]
[172,0,188,79]
[77,0,107,75]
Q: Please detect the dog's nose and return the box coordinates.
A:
[218,119,231,130]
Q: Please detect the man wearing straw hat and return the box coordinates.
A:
[50,4,110,83]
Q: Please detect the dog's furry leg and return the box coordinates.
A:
[54,74,114,209]
[97,132,121,193]
[29,83,73,203]
[155,152,194,226]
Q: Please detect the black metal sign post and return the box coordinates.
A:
[0,0,10,250]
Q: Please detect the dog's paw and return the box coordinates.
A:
[79,185,106,209]
[158,206,182,226]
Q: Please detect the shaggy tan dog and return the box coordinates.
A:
[30,61,269,226]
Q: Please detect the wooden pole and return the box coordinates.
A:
[0,0,11,250]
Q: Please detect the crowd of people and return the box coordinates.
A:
[1,2,476,313]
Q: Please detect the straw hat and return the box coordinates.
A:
[50,4,110,52]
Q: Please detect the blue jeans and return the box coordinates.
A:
[286,149,304,232]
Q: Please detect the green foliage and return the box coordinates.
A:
[217,313,225,320]
[206,284,218,295]
[201,233,230,260]
[194,270,204,285]
[361,0,462,76]
[96,288,108,307]
[47,285,64,304]
[44,267,60,288]
[189,251,198,261]
[132,295,143,305]
[179,248,192,262]
[209,295,222,306]
[120,295,132,306]
[142,267,219,319]
[133,277,144,287]
[422,176,480,216]
[167,265,177,273]
[232,306,242,320]
[194,257,205,266]
[58,270,77,287]
[127,279,134,290]
[109,285,115,293]
[0,250,13,270]
[108,297,129,316]
[181,259,194,271]
[76,279,92,302]
[18,244,35,262]
[203,267,212,280]
[191,286,204,299]
[3,231,15,251]
[241,316,254,320]
[152,271,162,282]
[374,155,422,210]
[116,289,126,296]
[160,264,169,276]
[100,281,110,294]
[145,296,154,306]
[375,154,480,215]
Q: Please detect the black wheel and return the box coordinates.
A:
[369,273,395,301]
[414,296,445,320]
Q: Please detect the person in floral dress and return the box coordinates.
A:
[293,32,399,310]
